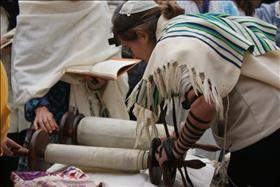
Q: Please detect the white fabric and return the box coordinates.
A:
[241,50,280,89]
[119,1,159,16]
[47,154,215,187]
[152,15,280,108]
[131,15,279,149]
[152,17,239,115]
[11,1,121,106]
[212,75,280,151]
[67,74,129,119]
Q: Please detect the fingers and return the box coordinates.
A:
[2,138,13,156]
[160,137,167,143]
[33,118,39,130]
[155,146,168,167]
[34,107,58,134]
[12,147,29,157]
[3,147,13,156]
[6,138,21,150]
[47,117,59,132]
[38,118,48,132]
[44,117,54,133]
[86,77,107,91]
[155,153,160,161]
[2,138,27,157]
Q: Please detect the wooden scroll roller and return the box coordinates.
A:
[59,112,220,152]
[21,129,211,186]
[19,129,162,184]
[11,129,51,170]
[58,112,220,186]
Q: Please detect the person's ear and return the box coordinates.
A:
[136,30,150,44]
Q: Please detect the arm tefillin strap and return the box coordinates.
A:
[181,88,202,110]
[160,138,176,162]
[189,110,210,124]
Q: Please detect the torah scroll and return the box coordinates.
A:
[45,144,148,172]
[76,117,173,150]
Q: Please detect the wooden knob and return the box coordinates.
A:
[58,111,76,144]
[72,113,85,145]
[148,138,162,185]
[28,129,50,170]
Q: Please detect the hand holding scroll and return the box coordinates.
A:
[34,106,58,134]
[84,76,108,91]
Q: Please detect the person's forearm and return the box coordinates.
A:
[174,96,216,157]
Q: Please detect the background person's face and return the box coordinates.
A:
[120,33,155,63]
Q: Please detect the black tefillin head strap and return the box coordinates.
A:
[108,13,161,46]
[108,37,120,46]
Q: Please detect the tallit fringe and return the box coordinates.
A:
[127,80,142,111]
[156,62,183,115]
[188,65,224,119]
[133,104,159,149]
[130,62,225,148]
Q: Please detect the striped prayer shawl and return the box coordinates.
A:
[158,13,278,69]
[128,14,279,148]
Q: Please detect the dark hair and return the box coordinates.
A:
[1,0,19,30]
[112,2,184,44]
[235,0,257,16]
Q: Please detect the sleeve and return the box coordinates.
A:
[46,81,70,123]
[24,97,50,122]
[24,81,70,123]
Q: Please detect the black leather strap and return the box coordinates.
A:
[160,138,177,161]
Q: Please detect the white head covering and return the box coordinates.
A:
[119,1,159,16]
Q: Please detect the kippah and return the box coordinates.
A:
[119,1,159,16]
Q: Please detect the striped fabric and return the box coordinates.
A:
[158,13,278,69]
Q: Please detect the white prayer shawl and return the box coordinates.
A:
[11,1,127,114]
[67,75,129,119]
[128,15,280,147]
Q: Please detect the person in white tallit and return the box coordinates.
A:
[11,1,130,134]
[112,1,280,186]
[1,2,30,138]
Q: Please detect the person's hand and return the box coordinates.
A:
[155,146,169,167]
[33,106,58,133]
[85,76,108,91]
[160,131,176,144]
[1,137,22,156]
[155,138,179,168]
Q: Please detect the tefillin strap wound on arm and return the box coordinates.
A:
[181,88,203,110]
